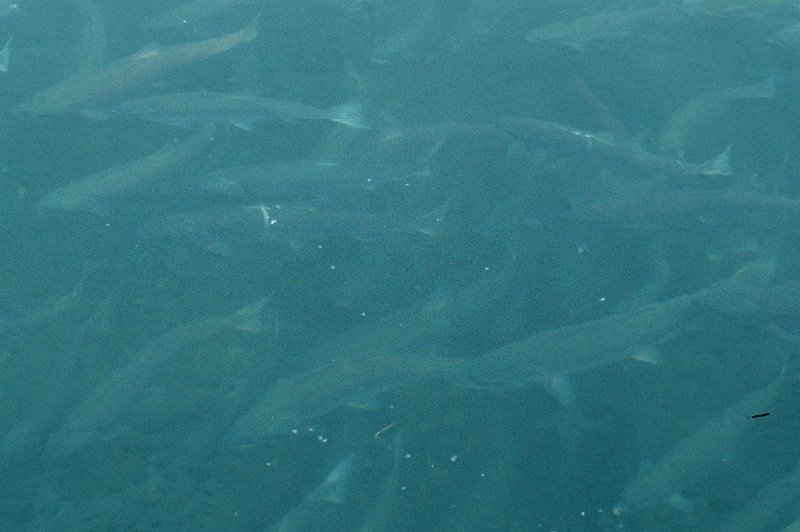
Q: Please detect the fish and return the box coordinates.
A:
[12,16,258,115]
[718,457,800,532]
[570,185,800,229]
[72,0,108,73]
[769,21,800,49]
[0,38,10,72]
[192,160,426,201]
[37,125,215,215]
[680,0,800,17]
[457,259,776,395]
[0,1,19,16]
[227,352,462,441]
[370,1,436,64]
[500,117,733,177]
[613,368,785,516]
[525,8,669,51]
[140,198,446,256]
[0,268,88,335]
[658,77,776,158]
[142,0,252,31]
[267,454,355,532]
[46,297,269,455]
[105,92,368,130]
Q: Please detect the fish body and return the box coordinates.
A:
[13,17,258,115]
[109,92,367,129]
[614,369,785,515]
[38,126,215,214]
[143,0,251,31]
[526,8,665,50]
[268,455,356,532]
[571,186,800,229]
[47,298,268,455]
[459,260,776,390]
[500,117,732,176]
[658,77,776,158]
[228,353,461,441]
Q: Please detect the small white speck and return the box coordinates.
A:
[599,297,606,302]
[329,265,336,270]
[291,429,299,435]
[450,455,458,462]
[479,473,486,478]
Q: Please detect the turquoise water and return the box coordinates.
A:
[1,1,800,529]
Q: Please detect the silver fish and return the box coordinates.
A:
[107,91,368,130]
[458,260,776,393]
[38,125,215,214]
[614,369,785,515]
[500,117,732,176]
[526,8,667,51]
[143,0,252,31]
[658,77,776,158]
[228,352,462,441]
[46,298,268,455]
[13,16,258,115]
[267,454,355,532]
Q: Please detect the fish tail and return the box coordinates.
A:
[328,100,370,129]
[700,146,733,176]
[238,11,261,44]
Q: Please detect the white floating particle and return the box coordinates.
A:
[450,455,458,462]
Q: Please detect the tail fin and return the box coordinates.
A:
[236,11,261,44]
[700,146,733,176]
[328,100,370,129]
[231,297,268,333]
[321,454,355,504]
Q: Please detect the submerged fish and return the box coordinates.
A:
[228,352,462,441]
[614,369,785,515]
[72,0,108,73]
[0,1,19,16]
[106,92,368,130]
[192,160,413,201]
[267,454,355,532]
[47,298,268,455]
[769,21,800,49]
[571,186,800,229]
[457,260,776,394]
[0,38,10,73]
[681,0,800,17]
[658,77,776,158]
[38,125,215,214]
[13,16,258,115]
[525,8,668,51]
[142,0,252,31]
[500,117,733,177]
[719,456,800,532]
